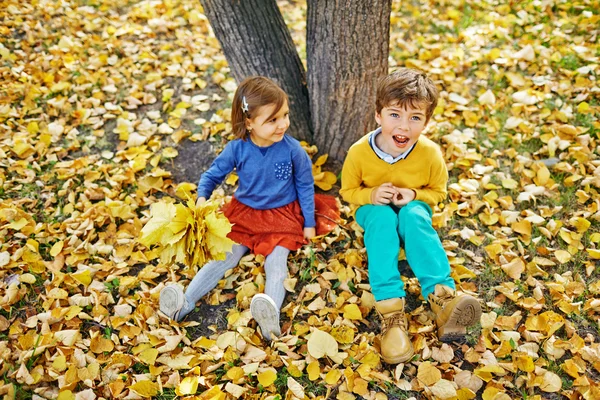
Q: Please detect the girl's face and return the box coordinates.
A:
[246,101,290,147]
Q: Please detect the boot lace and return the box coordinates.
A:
[430,289,454,309]
[381,311,407,332]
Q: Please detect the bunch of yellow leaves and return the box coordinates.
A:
[138,198,234,267]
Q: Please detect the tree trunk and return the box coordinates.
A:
[200,0,312,142]
[307,0,391,163]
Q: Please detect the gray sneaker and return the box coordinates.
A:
[250,294,281,341]
[159,284,187,321]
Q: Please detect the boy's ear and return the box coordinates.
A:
[375,112,382,125]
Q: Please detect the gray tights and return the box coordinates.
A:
[179,244,290,318]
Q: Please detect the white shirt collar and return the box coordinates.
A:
[369,128,416,164]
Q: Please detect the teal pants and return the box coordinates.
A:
[356,201,455,301]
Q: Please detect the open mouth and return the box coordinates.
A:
[393,135,410,146]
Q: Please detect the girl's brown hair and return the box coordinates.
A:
[376,68,439,122]
[231,76,289,140]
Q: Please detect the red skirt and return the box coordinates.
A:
[223,194,339,256]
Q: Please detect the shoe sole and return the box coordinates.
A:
[160,285,185,321]
[381,346,414,364]
[250,294,281,341]
[438,295,482,343]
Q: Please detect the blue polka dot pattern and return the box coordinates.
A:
[274,161,293,180]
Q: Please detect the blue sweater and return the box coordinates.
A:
[198,135,316,227]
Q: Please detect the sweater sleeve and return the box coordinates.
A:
[292,146,316,227]
[413,148,448,207]
[197,143,236,199]
[340,146,375,206]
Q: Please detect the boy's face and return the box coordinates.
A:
[375,101,428,158]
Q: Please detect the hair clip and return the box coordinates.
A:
[241,96,249,113]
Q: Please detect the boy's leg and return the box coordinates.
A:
[175,244,249,320]
[356,205,405,301]
[251,245,289,341]
[357,205,413,364]
[396,201,454,299]
[398,201,481,341]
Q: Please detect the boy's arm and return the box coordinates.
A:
[340,149,375,205]
[413,152,448,207]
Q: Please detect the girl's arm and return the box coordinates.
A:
[197,143,236,200]
[292,148,316,228]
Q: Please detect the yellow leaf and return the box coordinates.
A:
[257,369,277,387]
[502,179,518,189]
[536,165,550,185]
[90,336,114,353]
[138,202,178,247]
[175,376,199,396]
[307,361,320,381]
[352,377,369,396]
[539,371,562,392]
[128,380,159,398]
[57,391,75,400]
[554,250,572,264]
[50,241,64,257]
[343,304,363,320]
[359,351,380,368]
[330,326,355,344]
[513,353,535,372]
[587,249,600,259]
[325,368,342,385]
[457,387,477,400]
[417,361,441,386]
[225,172,239,186]
[577,102,590,113]
[175,182,196,200]
[315,154,328,166]
[307,329,339,359]
[138,348,158,365]
[572,217,591,233]
[198,385,226,400]
[72,270,92,286]
[226,366,245,381]
[52,356,67,372]
[501,257,525,280]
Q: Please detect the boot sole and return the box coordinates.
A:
[382,346,415,364]
[438,295,482,343]
[160,285,185,321]
[250,294,281,341]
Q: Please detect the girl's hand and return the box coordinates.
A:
[196,196,207,208]
[304,227,316,240]
[370,182,398,205]
[391,188,416,206]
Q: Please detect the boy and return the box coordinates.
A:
[340,68,481,364]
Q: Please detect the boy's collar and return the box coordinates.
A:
[369,128,416,163]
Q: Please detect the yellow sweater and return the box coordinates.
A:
[340,133,448,208]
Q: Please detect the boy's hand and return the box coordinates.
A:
[391,188,416,206]
[304,227,316,240]
[371,182,398,205]
[196,196,207,208]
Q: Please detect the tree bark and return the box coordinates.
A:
[200,0,312,142]
[307,0,391,163]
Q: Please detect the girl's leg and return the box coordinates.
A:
[356,204,404,301]
[250,245,289,341]
[169,244,249,320]
[397,201,454,300]
[264,245,290,309]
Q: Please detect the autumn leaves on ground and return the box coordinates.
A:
[1,0,599,399]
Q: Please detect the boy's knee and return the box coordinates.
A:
[399,201,432,222]
[357,205,398,230]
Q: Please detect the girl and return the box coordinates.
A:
[159,76,338,341]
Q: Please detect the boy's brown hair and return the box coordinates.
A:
[376,68,439,122]
[231,76,288,140]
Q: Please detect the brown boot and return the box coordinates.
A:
[428,285,482,342]
[375,298,414,364]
